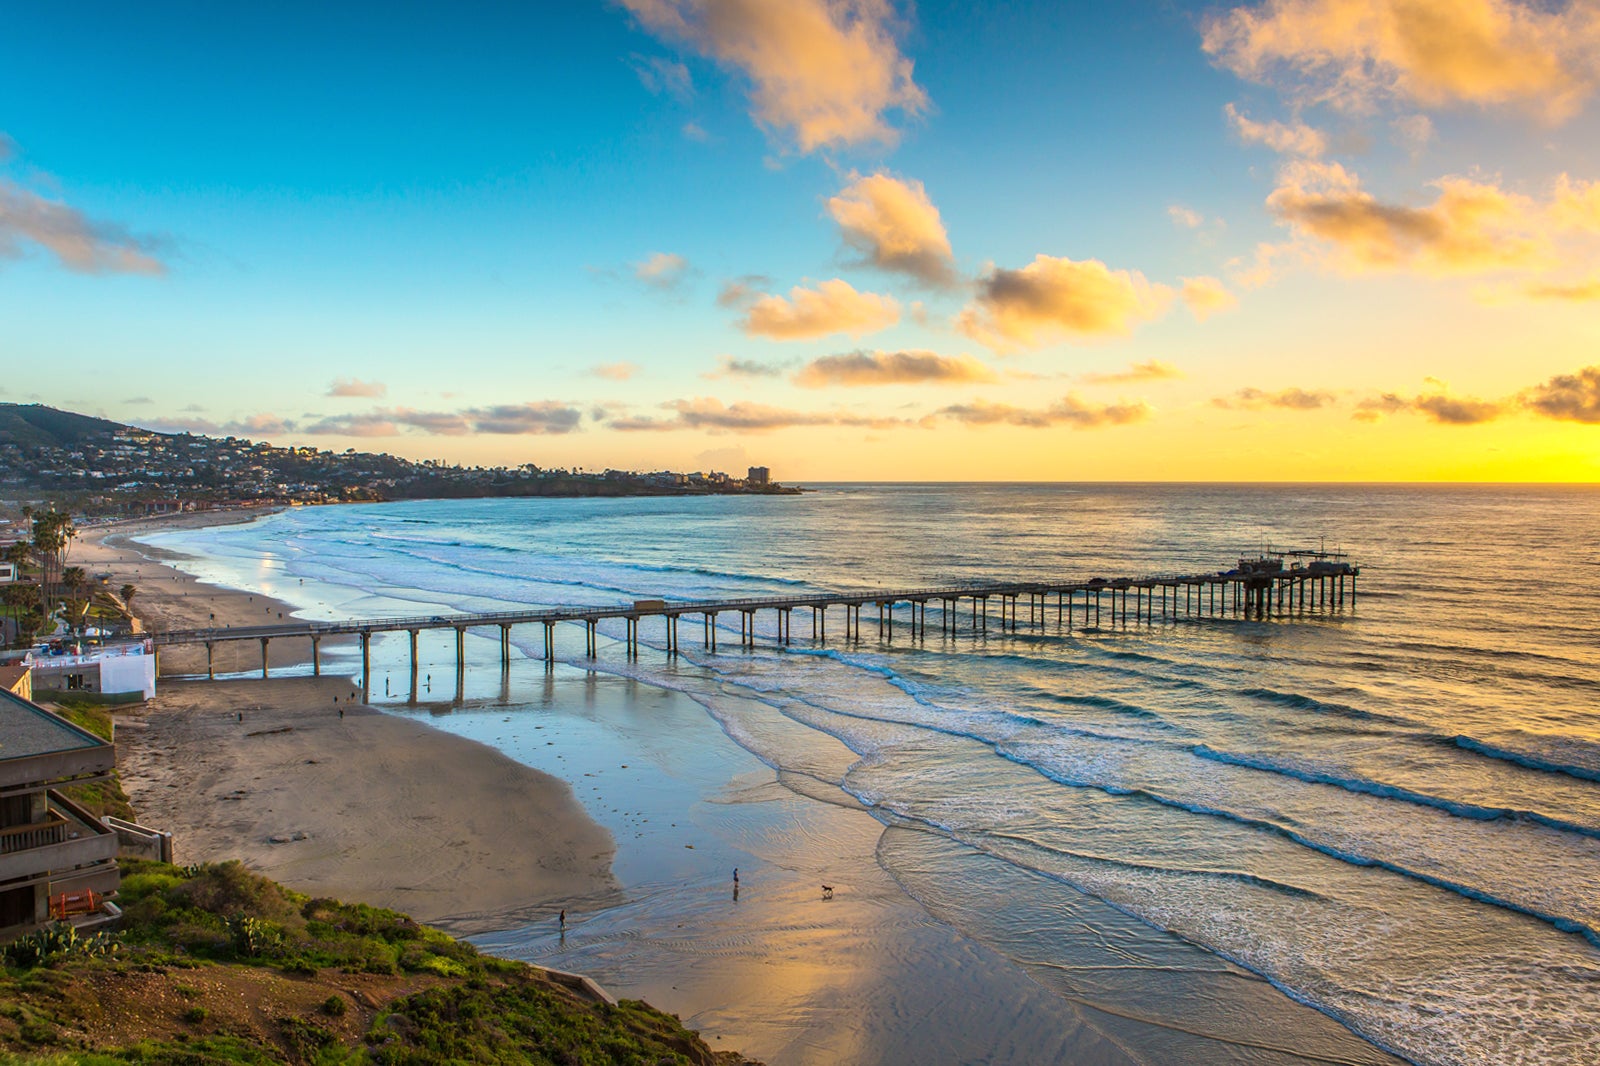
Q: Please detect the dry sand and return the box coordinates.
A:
[77,515,621,933]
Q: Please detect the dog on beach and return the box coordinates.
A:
[821,884,834,899]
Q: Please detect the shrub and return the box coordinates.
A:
[180,1005,208,1024]
[1,923,119,968]
[321,994,347,1018]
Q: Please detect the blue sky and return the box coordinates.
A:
[4,1,1599,480]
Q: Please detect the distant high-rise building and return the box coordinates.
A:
[747,466,770,485]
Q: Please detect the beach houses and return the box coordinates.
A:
[0,683,120,942]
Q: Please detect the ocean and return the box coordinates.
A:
[137,484,1600,1065]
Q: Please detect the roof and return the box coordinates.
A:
[0,688,108,763]
[0,664,28,693]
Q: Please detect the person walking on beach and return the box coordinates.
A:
[559,909,566,931]
[733,867,739,885]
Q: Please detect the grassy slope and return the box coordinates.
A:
[38,700,136,823]
[0,861,756,1066]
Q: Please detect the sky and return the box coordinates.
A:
[3,0,1599,482]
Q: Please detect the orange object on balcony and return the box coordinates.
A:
[48,889,100,919]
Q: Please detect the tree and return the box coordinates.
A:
[29,510,77,607]
[120,583,137,610]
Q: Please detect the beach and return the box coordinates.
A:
[72,499,1441,1065]
[76,515,619,933]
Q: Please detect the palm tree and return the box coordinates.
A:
[120,583,138,611]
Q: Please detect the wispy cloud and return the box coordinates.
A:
[703,355,787,379]
[738,278,899,340]
[629,54,694,100]
[827,171,957,287]
[1080,361,1184,385]
[793,349,996,387]
[608,396,914,433]
[957,255,1172,351]
[634,251,694,291]
[305,403,583,437]
[935,395,1152,429]
[1169,205,1206,229]
[1225,102,1326,157]
[327,378,388,398]
[589,362,640,381]
[1181,276,1238,321]
[1203,0,1600,122]
[618,0,927,152]
[1213,386,1336,410]
[0,178,166,275]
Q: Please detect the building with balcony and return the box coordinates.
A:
[0,689,119,941]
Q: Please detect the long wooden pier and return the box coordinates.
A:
[148,555,1358,688]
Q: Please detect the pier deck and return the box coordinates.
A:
[148,559,1359,687]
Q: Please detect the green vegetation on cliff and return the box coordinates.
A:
[0,861,754,1066]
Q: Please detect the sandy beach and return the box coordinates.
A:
[76,515,620,933]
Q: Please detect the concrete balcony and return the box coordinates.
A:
[0,792,118,885]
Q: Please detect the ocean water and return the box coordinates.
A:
[139,484,1600,1064]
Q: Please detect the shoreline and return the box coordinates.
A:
[74,517,622,933]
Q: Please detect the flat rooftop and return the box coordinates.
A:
[0,689,107,762]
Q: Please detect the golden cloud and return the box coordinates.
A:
[0,180,165,275]
[1181,276,1240,321]
[590,362,640,381]
[1080,361,1184,385]
[738,278,899,340]
[1169,205,1206,229]
[1203,0,1600,122]
[1225,102,1327,156]
[619,0,927,152]
[793,349,996,387]
[956,255,1173,351]
[1266,160,1549,275]
[1412,393,1503,424]
[935,395,1153,429]
[1524,278,1600,300]
[826,172,956,286]
[1552,174,1600,232]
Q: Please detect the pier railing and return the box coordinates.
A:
[147,561,1359,687]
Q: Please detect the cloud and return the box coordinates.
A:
[826,172,957,286]
[123,396,152,405]
[1202,0,1600,122]
[327,378,387,398]
[716,274,770,308]
[1181,276,1239,321]
[1391,113,1435,155]
[1524,278,1600,300]
[703,355,787,379]
[1266,160,1549,276]
[630,54,694,100]
[956,255,1173,351]
[224,413,298,437]
[1225,103,1327,157]
[608,396,913,433]
[618,0,927,152]
[1522,365,1600,422]
[1169,205,1206,229]
[1413,393,1503,424]
[1214,386,1337,410]
[1080,361,1184,385]
[146,415,222,435]
[471,402,583,435]
[305,403,582,437]
[738,278,899,339]
[1351,392,1412,421]
[935,395,1152,429]
[793,349,996,387]
[1551,174,1600,232]
[634,251,694,290]
[0,179,165,275]
[589,362,640,381]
